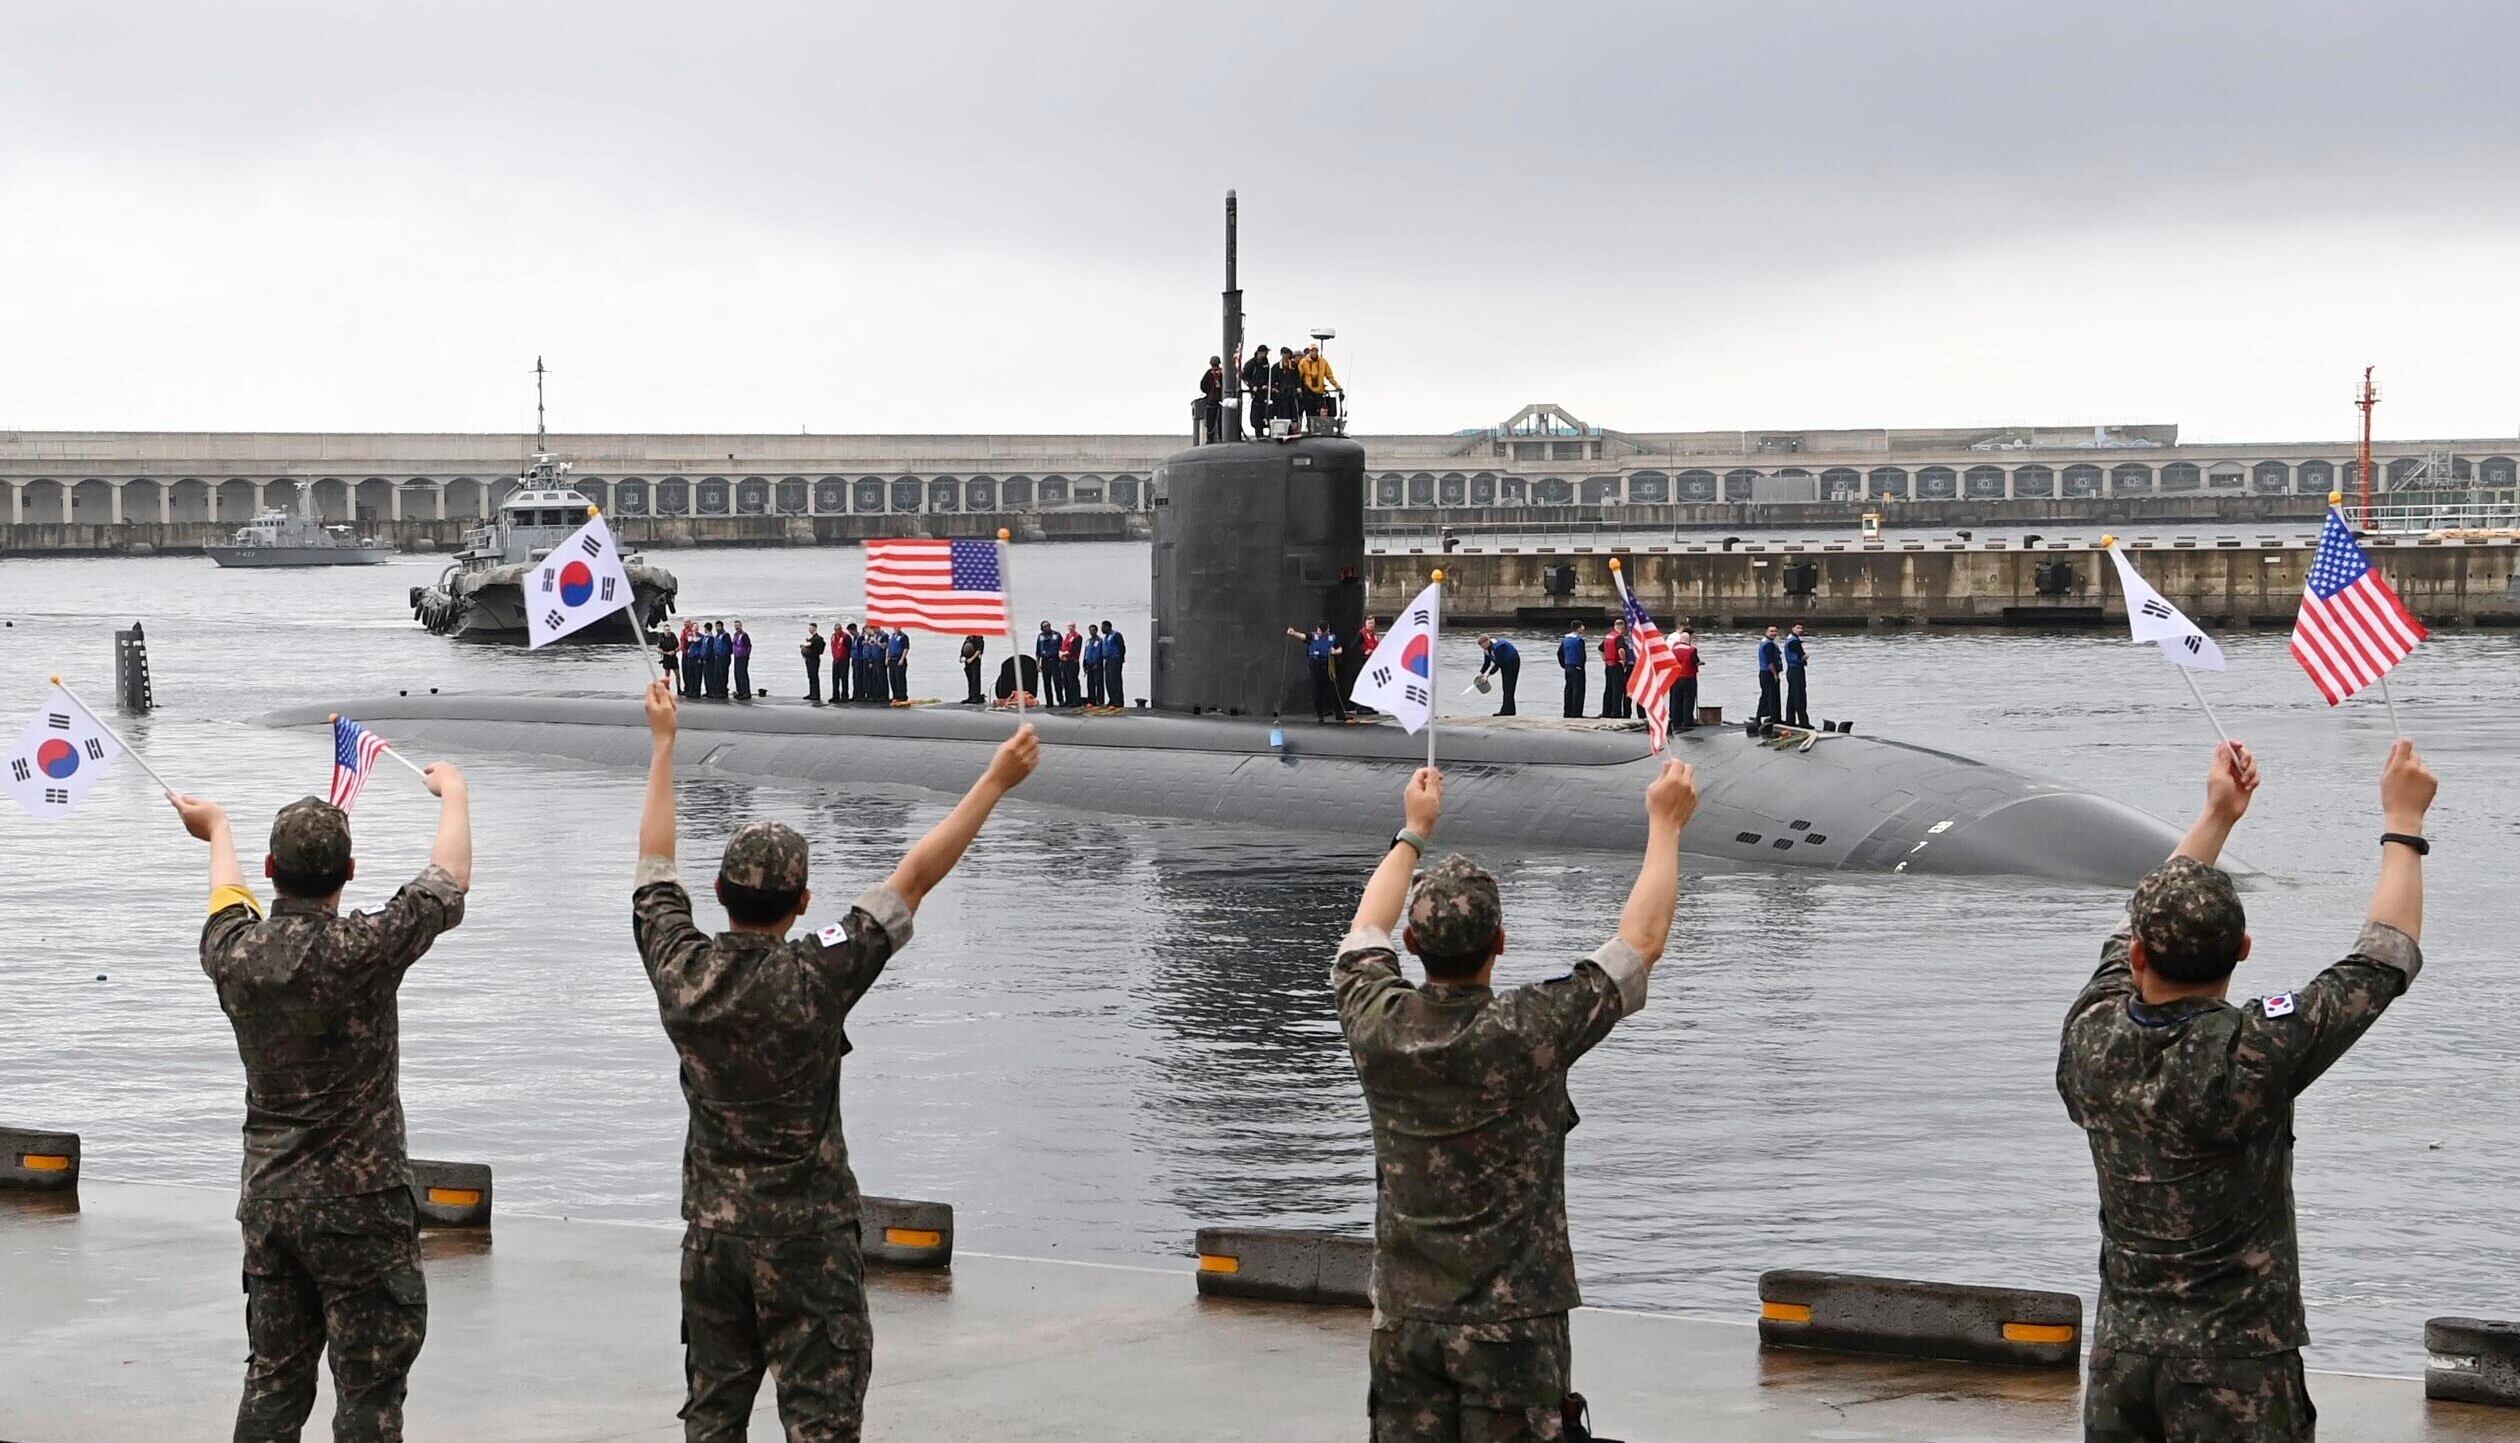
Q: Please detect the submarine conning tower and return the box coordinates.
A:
[1151,189,1369,719]
[1151,434,1367,718]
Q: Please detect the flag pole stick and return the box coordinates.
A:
[51,673,175,797]
[1426,568,1443,769]
[2378,672,2405,737]
[2175,668,2237,754]
[1000,529,1023,720]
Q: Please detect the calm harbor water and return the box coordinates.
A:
[0,541,2511,1375]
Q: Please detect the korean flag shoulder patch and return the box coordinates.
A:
[817,922,846,948]
[2260,993,2297,1018]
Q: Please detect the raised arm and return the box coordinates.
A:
[2369,738,2435,941]
[639,679,678,868]
[171,794,249,899]
[1615,760,1695,967]
[2171,741,2257,869]
[1350,768,1441,935]
[884,724,1040,912]
[423,762,472,891]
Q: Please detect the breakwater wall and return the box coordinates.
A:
[1374,536,2520,627]
[0,510,1148,558]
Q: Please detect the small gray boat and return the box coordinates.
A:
[206,484,394,568]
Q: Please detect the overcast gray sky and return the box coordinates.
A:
[5,0,2515,442]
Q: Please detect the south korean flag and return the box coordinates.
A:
[5,685,122,821]
[1350,580,1443,735]
[525,511,639,648]
[2104,542,2226,671]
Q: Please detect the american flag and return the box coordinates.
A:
[864,538,1010,635]
[2291,508,2428,705]
[1613,569,1683,752]
[329,716,391,812]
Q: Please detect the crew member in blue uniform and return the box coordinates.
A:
[1557,622,1587,719]
[1033,622,1061,703]
[1081,627,1106,707]
[1290,625,1346,723]
[1783,622,1811,729]
[1477,636,1520,716]
[1755,625,1783,727]
[886,627,910,702]
[1100,622,1126,707]
[858,624,884,703]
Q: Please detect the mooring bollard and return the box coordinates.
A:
[1757,1268,2081,1369]
[2426,1316,2520,1407]
[861,1196,954,1269]
[0,1127,80,1192]
[1192,1226,1372,1307]
[407,1159,492,1229]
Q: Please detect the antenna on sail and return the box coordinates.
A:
[1222,192,1242,442]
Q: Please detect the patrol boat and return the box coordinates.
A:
[206,483,394,568]
[302,197,2186,884]
[408,454,679,641]
[408,363,679,641]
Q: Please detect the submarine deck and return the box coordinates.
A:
[3,1182,2500,1442]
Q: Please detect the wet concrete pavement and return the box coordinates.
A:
[2,1181,2509,1441]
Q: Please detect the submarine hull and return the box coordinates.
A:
[266,694,2183,886]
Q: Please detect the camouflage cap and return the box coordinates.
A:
[1407,853,1503,962]
[2129,855,2247,973]
[270,797,352,876]
[718,820,809,894]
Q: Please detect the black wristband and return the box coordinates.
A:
[2380,831,2429,856]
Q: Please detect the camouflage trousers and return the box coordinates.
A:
[2084,1345,2317,1442]
[234,1189,428,1443]
[1370,1313,1571,1442]
[679,1222,872,1442]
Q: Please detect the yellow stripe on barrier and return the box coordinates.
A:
[425,1187,482,1208]
[1760,1301,1812,1323]
[20,1154,71,1173]
[2001,1322,2076,1345]
[1197,1254,1242,1275]
[883,1227,944,1250]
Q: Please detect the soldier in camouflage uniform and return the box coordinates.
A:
[174,766,473,1443]
[2059,738,2436,1442]
[632,678,1039,1441]
[1332,760,1696,1441]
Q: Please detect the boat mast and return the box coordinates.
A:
[1222,192,1242,442]
[534,355,549,456]
[2354,366,2378,528]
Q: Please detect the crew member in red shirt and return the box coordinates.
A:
[1600,621,1631,719]
[1671,626,1701,732]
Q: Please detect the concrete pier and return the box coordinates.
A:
[3,1181,2505,1441]
[1380,537,2520,627]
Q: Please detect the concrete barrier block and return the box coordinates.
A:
[1757,1268,2080,1369]
[407,1159,492,1229]
[2427,1316,2520,1406]
[863,1196,953,1269]
[0,1127,79,1192]
[1193,1226,1372,1307]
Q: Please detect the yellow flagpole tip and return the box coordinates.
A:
[588,505,601,517]
[997,528,1011,541]
[1430,568,1446,582]
[327,713,340,724]
[2329,490,2344,505]
[48,673,61,685]
[1608,557,1623,571]
[2099,534,2116,548]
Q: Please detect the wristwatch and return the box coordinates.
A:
[2380,832,2430,856]
[1393,829,1429,856]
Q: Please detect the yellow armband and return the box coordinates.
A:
[209,883,265,917]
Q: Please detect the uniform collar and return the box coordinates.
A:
[1420,981,1492,1000]
[2126,993,2223,1028]
[268,895,338,919]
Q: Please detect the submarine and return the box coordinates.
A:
[271,195,2185,887]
